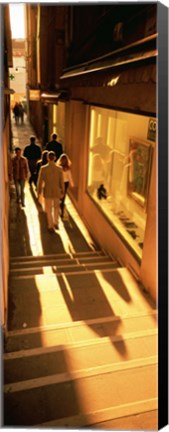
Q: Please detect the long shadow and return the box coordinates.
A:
[7,276,42,331]
[58,271,128,357]
[101,271,132,303]
[29,186,65,255]
[5,279,84,427]
[62,212,97,252]
[102,270,157,310]
[9,186,33,256]
[4,344,92,427]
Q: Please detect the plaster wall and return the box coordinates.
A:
[1,119,11,331]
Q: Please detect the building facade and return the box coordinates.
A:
[9,39,27,108]
[26,3,157,300]
[1,5,13,331]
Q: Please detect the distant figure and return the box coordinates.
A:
[23,136,41,185]
[34,150,48,186]
[46,133,63,161]
[18,102,24,124]
[13,102,20,125]
[57,153,74,218]
[37,151,64,232]
[11,147,29,207]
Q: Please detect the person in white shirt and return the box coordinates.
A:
[57,153,74,218]
[37,151,64,232]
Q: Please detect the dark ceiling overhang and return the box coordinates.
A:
[60,34,157,83]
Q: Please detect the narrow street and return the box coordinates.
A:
[4,118,158,428]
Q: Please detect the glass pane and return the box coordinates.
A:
[87,106,155,259]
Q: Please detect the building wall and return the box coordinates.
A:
[63,83,157,301]
[39,6,66,89]
[1,119,11,331]
[25,4,157,301]
[1,5,13,333]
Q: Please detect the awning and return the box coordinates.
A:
[60,49,157,81]
[41,90,69,103]
[4,88,15,95]
[61,62,156,115]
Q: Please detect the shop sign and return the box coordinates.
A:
[29,90,41,101]
[147,118,156,142]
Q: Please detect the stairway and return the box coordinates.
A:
[3,249,158,428]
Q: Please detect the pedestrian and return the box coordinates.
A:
[34,150,48,186]
[23,135,41,186]
[13,102,20,125]
[46,133,63,161]
[11,147,29,207]
[57,153,74,218]
[18,102,24,124]
[37,151,64,232]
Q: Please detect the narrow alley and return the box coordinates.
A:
[3,117,158,429]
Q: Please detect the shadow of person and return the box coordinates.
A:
[7,276,42,331]
[102,269,157,312]
[4,342,90,427]
[9,205,33,257]
[29,185,65,255]
[57,271,128,357]
[38,212,65,255]
[101,271,132,303]
[62,213,96,252]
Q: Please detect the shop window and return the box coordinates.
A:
[87,106,155,259]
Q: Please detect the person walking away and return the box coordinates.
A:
[46,133,63,161]
[37,151,64,232]
[13,102,20,125]
[57,153,74,218]
[34,150,48,187]
[11,147,29,207]
[23,136,41,186]
[18,102,24,124]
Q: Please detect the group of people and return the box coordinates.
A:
[13,102,25,125]
[10,132,74,232]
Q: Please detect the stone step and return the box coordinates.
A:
[4,357,157,427]
[4,330,157,384]
[5,310,157,352]
[7,268,157,331]
[10,254,115,270]
[10,258,78,269]
[9,250,107,263]
[10,252,70,262]
[38,403,158,429]
[9,261,119,277]
[77,256,114,264]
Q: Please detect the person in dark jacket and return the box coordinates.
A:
[34,150,48,186]
[13,102,20,125]
[11,147,29,206]
[18,102,24,124]
[46,133,63,161]
[23,135,41,185]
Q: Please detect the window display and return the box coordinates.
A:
[127,138,153,208]
[87,106,155,259]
